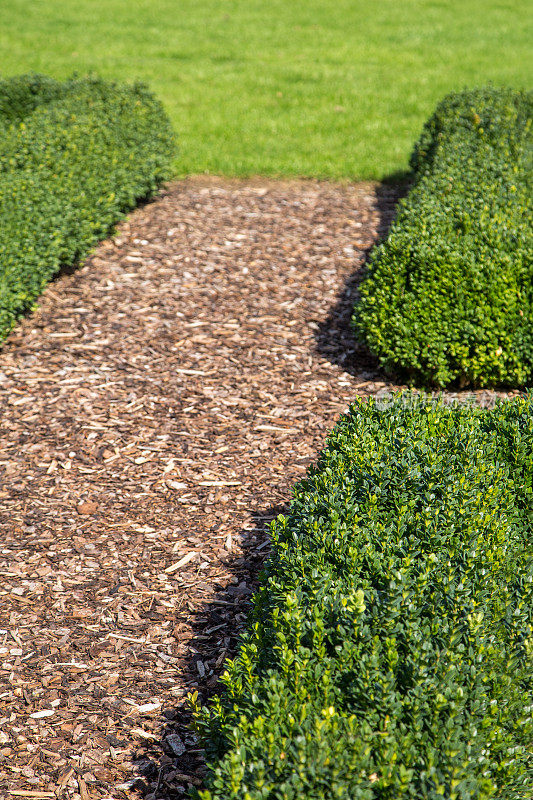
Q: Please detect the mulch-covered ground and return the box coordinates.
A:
[0,178,517,800]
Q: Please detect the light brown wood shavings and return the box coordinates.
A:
[0,178,519,799]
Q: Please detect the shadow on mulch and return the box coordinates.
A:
[131,177,410,799]
[314,178,410,379]
[132,502,288,799]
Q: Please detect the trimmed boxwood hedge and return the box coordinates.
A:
[353,88,533,388]
[192,394,533,799]
[0,74,174,341]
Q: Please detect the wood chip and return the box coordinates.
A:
[76,500,98,515]
[58,768,75,787]
[130,728,158,740]
[165,552,197,573]
[0,177,514,799]
[198,480,241,487]
[78,776,90,800]
[136,702,161,713]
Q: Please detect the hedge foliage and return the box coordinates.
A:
[353,88,533,388]
[192,395,533,799]
[0,74,174,341]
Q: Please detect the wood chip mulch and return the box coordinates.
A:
[0,177,519,800]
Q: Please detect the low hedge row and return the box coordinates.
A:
[0,74,174,341]
[353,87,533,388]
[192,395,533,799]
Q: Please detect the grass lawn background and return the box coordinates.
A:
[2,0,531,180]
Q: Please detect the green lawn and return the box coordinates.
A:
[1,0,531,180]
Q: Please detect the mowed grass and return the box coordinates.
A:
[1,0,531,179]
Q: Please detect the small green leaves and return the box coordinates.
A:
[0,73,175,341]
[354,87,533,388]
[193,395,533,798]
[341,588,366,614]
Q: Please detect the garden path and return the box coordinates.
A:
[0,179,510,799]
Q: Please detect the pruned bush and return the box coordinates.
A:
[353,87,533,388]
[0,74,175,341]
[192,394,533,799]
[0,73,67,122]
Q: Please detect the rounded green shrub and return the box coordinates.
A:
[193,394,533,799]
[353,88,532,388]
[0,74,175,342]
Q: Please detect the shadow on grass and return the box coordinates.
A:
[313,177,410,379]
